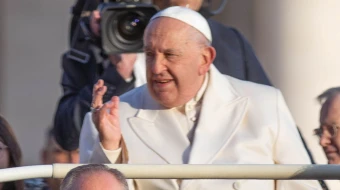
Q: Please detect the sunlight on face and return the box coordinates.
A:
[319,94,340,164]
[144,18,210,108]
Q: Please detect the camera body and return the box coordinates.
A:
[99,1,158,54]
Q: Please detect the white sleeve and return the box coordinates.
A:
[89,141,122,163]
[273,90,310,164]
[273,90,321,190]
[79,112,122,163]
[79,112,98,163]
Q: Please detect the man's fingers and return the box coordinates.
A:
[109,96,119,116]
[93,79,104,95]
[96,86,107,96]
[98,101,110,121]
[92,80,106,109]
[92,88,106,108]
[112,96,120,109]
[103,101,119,127]
[94,79,104,90]
[108,97,120,129]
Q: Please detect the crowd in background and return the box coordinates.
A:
[0,0,339,190]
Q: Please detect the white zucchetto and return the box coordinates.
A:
[150,6,212,43]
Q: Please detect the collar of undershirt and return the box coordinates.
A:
[175,73,209,114]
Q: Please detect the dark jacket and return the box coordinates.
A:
[53,19,271,151]
[54,45,136,151]
[208,19,271,85]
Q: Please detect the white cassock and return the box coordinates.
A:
[79,65,322,190]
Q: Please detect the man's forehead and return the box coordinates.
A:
[320,94,340,121]
[327,94,340,110]
[144,18,191,43]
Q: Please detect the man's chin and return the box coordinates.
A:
[327,157,340,164]
[156,98,175,108]
[150,92,176,107]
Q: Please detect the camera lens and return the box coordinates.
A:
[117,12,146,42]
[102,4,158,54]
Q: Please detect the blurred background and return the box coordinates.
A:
[0,0,340,187]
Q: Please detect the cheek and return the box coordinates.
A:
[146,67,152,80]
[0,152,10,169]
[328,154,340,164]
[335,137,340,150]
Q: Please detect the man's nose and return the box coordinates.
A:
[151,57,166,74]
[320,133,331,147]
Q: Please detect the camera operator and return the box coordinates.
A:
[54,0,148,151]
[54,0,271,152]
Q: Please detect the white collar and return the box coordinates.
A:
[175,73,209,113]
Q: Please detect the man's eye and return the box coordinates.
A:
[146,52,154,57]
[165,53,176,58]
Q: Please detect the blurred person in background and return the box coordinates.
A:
[60,164,128,190]
[25,128,80,190]
[315,87,340,164]
[54,0,147,152]
[54,0,271,153]
[0,115,24,190]
[41,128,79,190]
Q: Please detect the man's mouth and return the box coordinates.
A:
[324,147,339,155]
[326,150,337,154]
[153,79,174,89]
[155,79,172,83]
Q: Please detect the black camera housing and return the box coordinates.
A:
[99,2,158,54]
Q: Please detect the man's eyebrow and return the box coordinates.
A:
[164,48,182,55]
[143,47,182,55]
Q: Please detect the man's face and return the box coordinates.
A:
[319,94,340,164]
[153,0,204,11]
[41,137,79,190]
[144,18,211,108]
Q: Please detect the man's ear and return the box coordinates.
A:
[199,46,216,75]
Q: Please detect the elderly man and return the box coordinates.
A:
[80,6,321,190]
[54,0,271,152]
[60,164,128,190]
[315,87,340,164]
[315,87,340,190]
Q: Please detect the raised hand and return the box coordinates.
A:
[91,80,122,150]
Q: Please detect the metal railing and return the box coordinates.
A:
[0,164,340,182]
